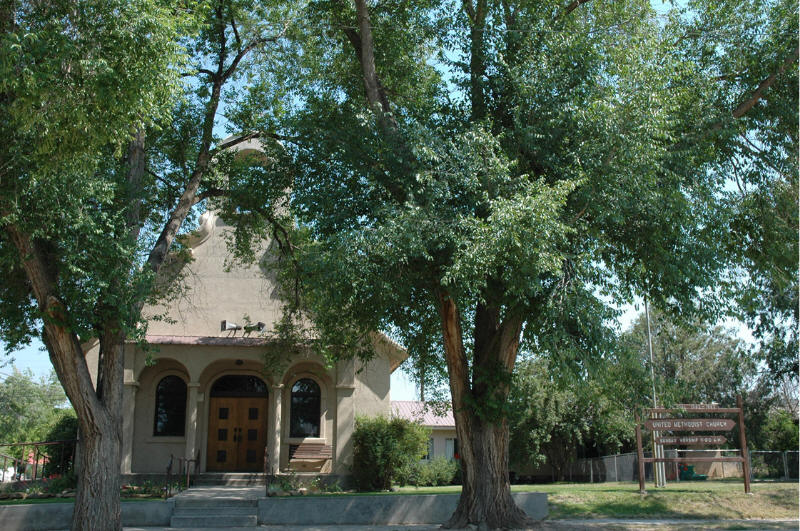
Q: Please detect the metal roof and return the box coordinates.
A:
[391,400,455,428]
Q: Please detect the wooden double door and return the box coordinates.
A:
[207,396,268,472]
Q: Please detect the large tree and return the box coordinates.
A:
[246,0,797,526]
[0,1,292,528]
[1,2,187,526]
[674,0,799,379]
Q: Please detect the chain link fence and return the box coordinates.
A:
[750,450,799,481]
[515,450,799,483]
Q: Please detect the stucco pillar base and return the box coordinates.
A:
[185,383,200,465]
[269,384,283,475]
[121,382,139,474]
[334,386,355,474]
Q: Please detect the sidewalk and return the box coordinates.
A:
[540,518,799,530]
[121,519,799,531]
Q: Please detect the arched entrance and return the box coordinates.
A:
[206,375,268,472]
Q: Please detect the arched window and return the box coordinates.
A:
[210,375,268,397]
[153,375,187,436]
[290,378,321,438]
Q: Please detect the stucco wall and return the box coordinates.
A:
[353,358,391,418]
[130,345,281,473]
[143,213,283,338]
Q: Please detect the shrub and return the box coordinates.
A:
[43,471,76,493]
[761,410,798,451]
[352,415,429,491]
[402,457,461,487]
[42,413,78,477]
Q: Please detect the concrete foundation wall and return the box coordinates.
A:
[257,492,548,525]
[0,500,174,531]
[0,492,546,529]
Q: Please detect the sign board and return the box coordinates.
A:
[635,396,751,495]
[645,418,735,431]
[656,435,727,446]
[674,403,719,410]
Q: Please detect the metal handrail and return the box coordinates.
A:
[0,440,77,447]
[165,452,199,498]
[0,440,76,482]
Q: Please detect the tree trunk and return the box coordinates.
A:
[446,416,533,529]
[437,290,534,529]
[43,316,124,531]
[6,224,125,530]
[72,420,121,531]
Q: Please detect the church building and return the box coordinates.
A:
[84,148,406,480]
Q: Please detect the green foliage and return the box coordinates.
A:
[0,0,192,350]
[42,472,77,493]
[0,369,70,453]
[261,0,784,436]
[352,415,430,491]
[671,0,799,380]
[508,354,646,478]
[760,410,799,451]
[398,457,461,487]
[0,0,189,166]
[620,308,759,406]
[42,413,77,477]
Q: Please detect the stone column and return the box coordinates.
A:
[269,384,283,474]
[335,359,356,473]
[185,383,201,466]
[121,376,138,475]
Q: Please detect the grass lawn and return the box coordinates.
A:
[392,481,799,521]
[0,497,74,506]
[0,496,162,505]
[2,480,796,523]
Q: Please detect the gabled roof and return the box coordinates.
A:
[391,400,455,428]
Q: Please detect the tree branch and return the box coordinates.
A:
[181,69,216,78]
[124,129,146,243]
[562,0,592,17]
[340,2,410,202]
[737,133,783,175]
[353,0,392,116]
[221,21,289,82]
[192,187,227,206]
[146,167,179,196]
[3,223,103,424]
[462,0,475,20]
[732,47,799,118]
[231,16,242,51]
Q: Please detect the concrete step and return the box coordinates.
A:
[174,497,258,508]
[173,506,257,516]
[194,478,264,486]
[170,513,257,528]
[192,473,266,486]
